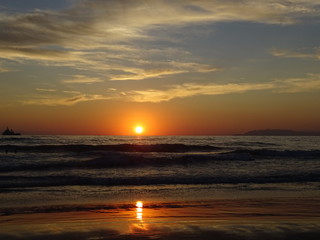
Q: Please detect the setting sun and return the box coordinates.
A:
[134,126,144,134]
[136,201,143,208]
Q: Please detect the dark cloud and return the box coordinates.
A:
[1,0,319,50]
[0,47,71,60]
[0,11,95,47]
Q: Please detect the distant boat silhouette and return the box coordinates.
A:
[2,127,21,135]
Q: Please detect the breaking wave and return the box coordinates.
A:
[1,172,320,189]
[0,143,220,153]
[0,145,320,173]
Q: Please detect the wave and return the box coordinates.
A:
[1,198,318,216]
[0,143,221,153]
[1,172,319,189]
[0,153,251,173]
[1,149,319,173]
[1,143,319,156]
[229,149,320,158]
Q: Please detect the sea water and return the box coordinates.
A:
[0,135,319,213]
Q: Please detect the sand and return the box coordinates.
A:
[1,197,320,240]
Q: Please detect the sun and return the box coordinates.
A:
[134,126,144,134]
[136,201,143,208]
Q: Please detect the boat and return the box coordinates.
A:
[2,127,21,135]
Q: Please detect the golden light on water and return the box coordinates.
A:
[136,212,143,221]
[136,201,144,222]
[134,126,144,134]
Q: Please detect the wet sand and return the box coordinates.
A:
[1,197,320,240]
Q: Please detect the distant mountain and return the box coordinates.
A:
[237,129,320,136]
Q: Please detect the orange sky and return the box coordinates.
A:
[1,91,319,135]
[1,1,320,135]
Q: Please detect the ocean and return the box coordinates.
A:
[0,135,319,239]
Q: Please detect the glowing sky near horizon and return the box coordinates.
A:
[0,0,319,135]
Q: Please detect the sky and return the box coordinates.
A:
[0,0,320,135]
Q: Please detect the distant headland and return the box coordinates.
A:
[236,129,320,136]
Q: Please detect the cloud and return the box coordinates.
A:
[0,65,11,73]
[0,36,220,81]
[2,1,319,106]
[271,48,320,60]
[0,47,85,64]
[126,82,274,102]
[125,73,320,102]
[24,90,112,106]
[63,75,104,84]
[24,94,109,106]
[1,0,319,82]
[0,9,98,48]
[109,61,220,81]
[7,2,320,36]
[274,73,320,93]
[72,0,320,29]
[110,62,220,81]
[110,69,186,81]
[23,73,320,105]
[35,88,57,92]
[1,0,319,55]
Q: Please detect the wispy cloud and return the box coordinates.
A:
[126,82,274,102]
[125,73,320,102]
[1,0,319,79]
[274,73,320,93]
[3,0,320,107]
[24,73,320,105]
[271,48,320,60]
[110,69,186,81]
[0,47,92,70]
[24,92,111,106]
[109,61,221,81]
[63,75,103,84]
[35,88,57,92]
[0,65,11,73]
[2,0,318,50]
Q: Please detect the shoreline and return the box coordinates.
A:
[1,135,319,239]
[1,196,320,239]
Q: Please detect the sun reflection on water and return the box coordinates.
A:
[135,201,144,227]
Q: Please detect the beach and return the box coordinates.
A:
[1,197,320,239]
[1,135,320,239]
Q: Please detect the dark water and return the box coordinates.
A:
[0,135,319,211]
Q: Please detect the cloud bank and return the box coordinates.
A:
[126,74,320,102]
[1,0,319,80]
[127,82,274,102]
[1,0,320,107]
[25,73,320,105]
